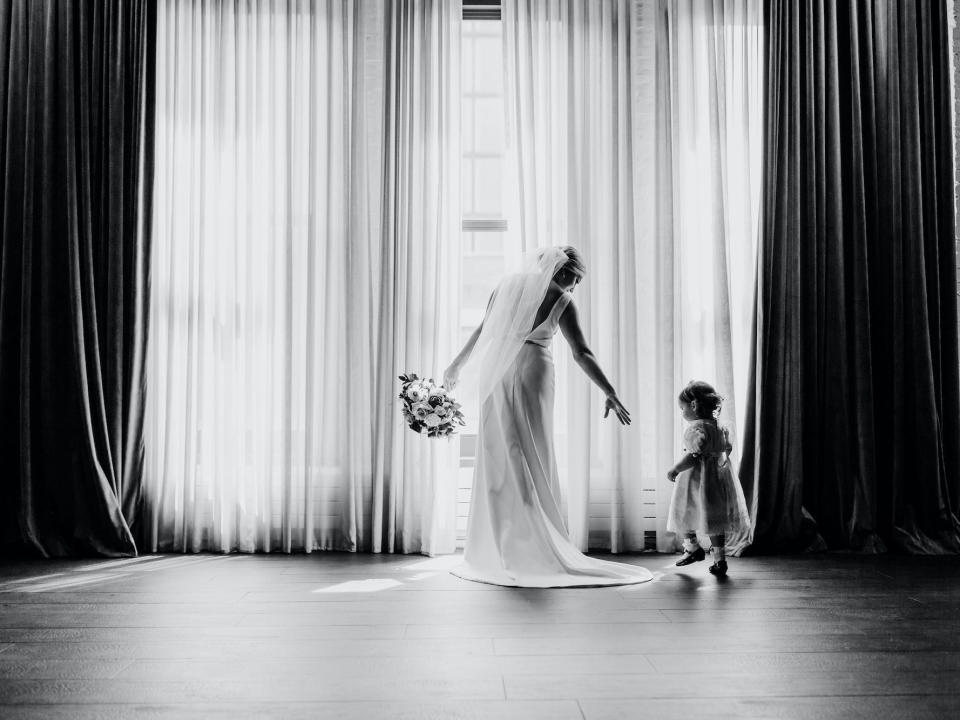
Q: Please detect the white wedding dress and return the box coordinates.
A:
[452,291,653,588]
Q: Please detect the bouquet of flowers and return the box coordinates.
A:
[398,373,466,438]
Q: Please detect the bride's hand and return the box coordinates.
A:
[443,364,459,391]
[603,394,631,425]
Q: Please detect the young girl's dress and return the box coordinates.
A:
[666,420,751,536]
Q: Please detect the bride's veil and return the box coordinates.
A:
[456,247,570,404]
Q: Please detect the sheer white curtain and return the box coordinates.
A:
[146,0,460,554]
[656,0,763,551]
[502,0,762,552]
[503,0,657,552]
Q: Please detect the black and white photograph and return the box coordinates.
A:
[1,0,959,717]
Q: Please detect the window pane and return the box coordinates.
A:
[473,35,502,93]
[462,254,505,315]
[461,35,474,91]
[471,19,501,37]
[472,158,502,216]
[461,97,475,154]
[473,97,504,154]
[473,232,503,255]
[461,156,475,214]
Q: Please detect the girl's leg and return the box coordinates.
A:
[708,534,727,576]
[676,532,705,566]
[709,534,726,562]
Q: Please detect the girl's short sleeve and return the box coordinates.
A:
[683,422,708,456]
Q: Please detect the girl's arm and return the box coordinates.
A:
[558,300,631,425]
[667,452,697,482]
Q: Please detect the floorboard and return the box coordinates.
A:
[1,552,958,719]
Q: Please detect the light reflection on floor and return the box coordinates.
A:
[0,551,669,595]
[0,554,237,593]
[313,578,405,593]
[312,555,465,593]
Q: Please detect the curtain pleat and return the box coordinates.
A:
[374,0,462,554]
[504,0,762,552]
[655,0,764,553]
[504,0,653,552]
[743,0,960,553]
[145,0,459,554]
[0,0,156,556]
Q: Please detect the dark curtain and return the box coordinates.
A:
[740,0,960,553]
[0,0,156,556]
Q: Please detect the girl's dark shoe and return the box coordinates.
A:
[709,560,728,577]
[675,546,706,566]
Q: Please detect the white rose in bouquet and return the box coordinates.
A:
[424,414,442,428]
[413,403,432,419]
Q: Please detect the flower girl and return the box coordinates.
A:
[666,381,751,577]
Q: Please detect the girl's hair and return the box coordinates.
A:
[678,380,723,418]
[557,246,586,279]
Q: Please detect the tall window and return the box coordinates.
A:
[460,18,508,331]
[457,3,512,546]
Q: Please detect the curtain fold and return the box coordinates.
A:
[504,0,653,552]
[742,0,960,553]
[655,0,764,553]
[0,0,156,556]
[145,0,459,554]
[373,0,461,554]
[503,0,762,552]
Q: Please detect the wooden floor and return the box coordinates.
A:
[0,552,958,719]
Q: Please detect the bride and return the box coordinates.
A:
[443,246,653,587]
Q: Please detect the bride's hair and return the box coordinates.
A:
[556,246,586,280]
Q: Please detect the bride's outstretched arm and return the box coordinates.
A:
[559,301,632,425]
[443,323,483,390]
[444,290,499,389]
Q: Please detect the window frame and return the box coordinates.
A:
[457,1,506,547]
